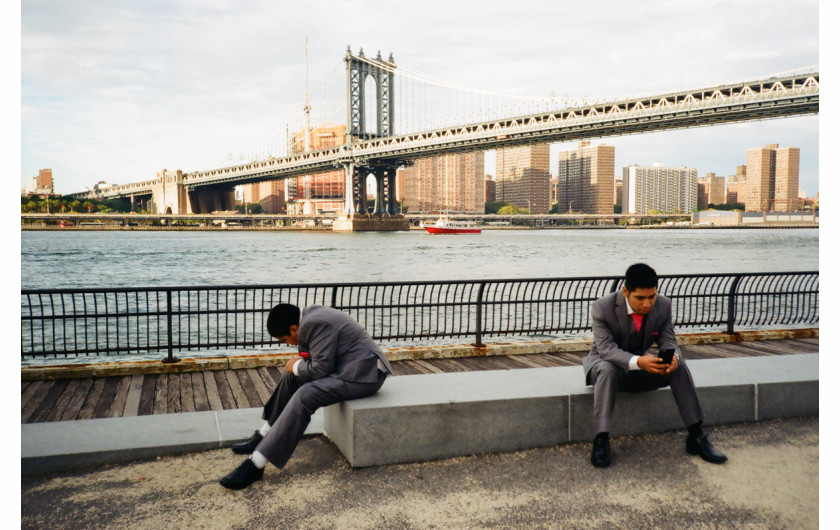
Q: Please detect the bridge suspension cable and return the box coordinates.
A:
[206,51,819,173]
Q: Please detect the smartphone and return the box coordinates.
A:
[659,348,675,366]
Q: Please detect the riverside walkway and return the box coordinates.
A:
[22,333,818,425]
[21,332,821,529]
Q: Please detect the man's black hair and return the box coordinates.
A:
[266,303,301,337]
[624,263,658,293]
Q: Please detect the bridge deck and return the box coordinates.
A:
[21,337,818,425]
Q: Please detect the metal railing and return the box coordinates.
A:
[21,271,819,361]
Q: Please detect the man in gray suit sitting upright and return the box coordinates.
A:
[583,263,727,468]
[220,303,392,490]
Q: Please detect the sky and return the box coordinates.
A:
[17,1,824,197]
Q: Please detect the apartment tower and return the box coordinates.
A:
[555,142,615,214]
[697,172,727,209]
[623,164,698,214]
[726,165,747,205]
[242,180,286,214]
[745,144,801,212]
[401,152,485,213]
[495,143,550,214]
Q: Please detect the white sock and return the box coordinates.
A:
[259,422,271,437]
[250,450,268,469]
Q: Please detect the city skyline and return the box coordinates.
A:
[19,1,821,197]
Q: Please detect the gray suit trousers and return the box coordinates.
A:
[589,359,703,434]
[255,370,387,469]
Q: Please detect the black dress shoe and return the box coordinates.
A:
[686,433,728,464]
[231,430,263,455]
[220,458,264,490]
[591,434,611,468]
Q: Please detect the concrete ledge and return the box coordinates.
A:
[324,370,569,467]
[323,353,818,467]
[21,407,324,476]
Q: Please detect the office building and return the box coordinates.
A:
[623,164,698,214]
[401,152,484,213]
[697,172,727,209]
[745,144,801,212]
[555,142,615,214]
[496,143,550,214]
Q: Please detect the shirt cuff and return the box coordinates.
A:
[292,359,302,376]
[629,355,640,371]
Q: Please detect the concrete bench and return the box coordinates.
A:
[323,353,819,467]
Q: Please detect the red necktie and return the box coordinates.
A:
[631,313,643,332]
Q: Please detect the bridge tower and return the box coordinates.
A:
[334,47,409,231]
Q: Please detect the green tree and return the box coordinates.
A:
[707,203,744,211]
[485,201,507,214]
[497,205,528,215]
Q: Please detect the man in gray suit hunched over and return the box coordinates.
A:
[220,303,392,490]
[583,263,727,468]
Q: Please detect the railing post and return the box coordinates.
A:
[163,289,179,363]
[726,274,743,335]
[472,282,486,347]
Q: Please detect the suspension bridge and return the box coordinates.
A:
[76,47,820,230]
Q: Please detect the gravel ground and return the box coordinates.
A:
[21,416,819,529]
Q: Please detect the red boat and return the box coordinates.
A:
[424,218,481,234]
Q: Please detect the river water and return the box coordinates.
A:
[20,228,819,290]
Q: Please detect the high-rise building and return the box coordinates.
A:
[484,175,496,204]
[37,169,54,192]
[285,123,347,215]
[745,144,801,212]
[726,165,747,205]
[613,177,623,211]
[697,172,727,209]
[242,180,286,214]
[623,164,698,214]
[23,168,55,196]
[401,152,484,213]
[555,142,615,214]
[496,144,550,214]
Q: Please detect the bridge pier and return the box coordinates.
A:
[333,162,409,232]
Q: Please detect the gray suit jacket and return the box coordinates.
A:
[583,290,679,384]
[295,305,393,384]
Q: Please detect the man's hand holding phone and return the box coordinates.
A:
[639,349,678,374]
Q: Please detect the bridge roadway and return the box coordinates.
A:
[76,69,819,210]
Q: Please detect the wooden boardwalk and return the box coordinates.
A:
[21,338,819,425]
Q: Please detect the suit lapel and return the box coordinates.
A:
[613,291,631,346]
